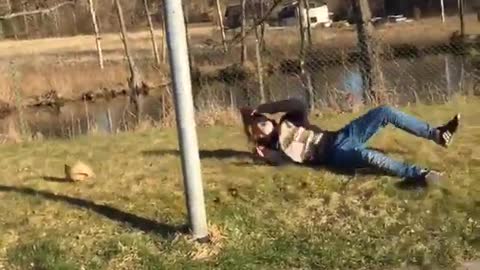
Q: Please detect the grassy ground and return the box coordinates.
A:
[0,98,479,269]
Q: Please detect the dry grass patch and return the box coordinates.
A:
[0,99,479,269]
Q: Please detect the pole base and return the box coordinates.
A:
[195,235,211,244]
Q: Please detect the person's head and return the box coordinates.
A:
[239,107,275,145]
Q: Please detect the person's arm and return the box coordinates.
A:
[255,145,291,166]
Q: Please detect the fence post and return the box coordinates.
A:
[163,0,209,241]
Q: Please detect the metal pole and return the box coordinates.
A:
[163,0,209,241]
[441,0,445,23]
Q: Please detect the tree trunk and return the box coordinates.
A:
[215,0,228,53]
[159,4,167,63]
[459,0,465,37]
[240,0,247,65]
[143,0,160,65]
[413,6,421,20]
[305,0,312,45]
[229,89,235,108]
[87,0,104,69]
[351,0,383,104]
[183,1,195,68]
[71,5,77,35]
[114,0,144,121]
[5,0,11,13]
[298,0,314,110]
[10,19,18,39]
[53,9,60,36]
[32,1,39,38]
[255,26,265,103]
[23,4,29,38]
[259,0,266,51]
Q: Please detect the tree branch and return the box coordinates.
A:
[0,1,75,20]
[227,0,283,49]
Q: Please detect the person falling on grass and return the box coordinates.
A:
[239,98,460,184]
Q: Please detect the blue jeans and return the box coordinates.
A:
[326,105,438,179]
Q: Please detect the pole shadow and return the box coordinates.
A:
[0,185,187,238]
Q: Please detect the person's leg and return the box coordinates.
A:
[329,146,423,178]
[339,105,440,146]
[329,146,438,180]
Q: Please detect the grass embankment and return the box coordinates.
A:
[0,98,479,269]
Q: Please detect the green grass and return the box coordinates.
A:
[1,97,480,270]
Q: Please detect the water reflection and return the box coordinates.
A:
[0,96,163,139]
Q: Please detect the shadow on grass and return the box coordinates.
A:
[0,185,187,238]
[143,149,254,160]
[42,176,70,183]
[143,147,428,189]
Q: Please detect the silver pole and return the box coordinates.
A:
[163,0,209,240]
[441,0,446,23]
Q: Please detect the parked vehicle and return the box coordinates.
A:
[278,0,332,28]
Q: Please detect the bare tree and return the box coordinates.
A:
[183,1,195,68]
[459,0,465,37]
[259,0,266,50]
[22,2,28,37]
[10,18,18,39]
[215,0,227,53]
[114,0,145,121]
[70,4,77,35]
[298,0,314,110]
[240,0,247,65]
[350,0,383,104]
[255,27,265,103]
[87,0,104,69]
[161,11,167,63]
[2,0,16,39]
[252,1,265,102]
[0,1,75,19]
[156,1,167,63]
[143,0,160,65]
[304,0,312,46]
[53,9,60,36]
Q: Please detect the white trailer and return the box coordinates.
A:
[278,0,332,28]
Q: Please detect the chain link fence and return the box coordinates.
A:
[188,0,480,113]
[2,0,480,139]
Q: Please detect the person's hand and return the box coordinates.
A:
[255,145,266,157]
